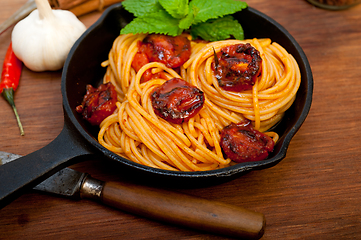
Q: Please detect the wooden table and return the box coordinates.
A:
[1,0,361,239]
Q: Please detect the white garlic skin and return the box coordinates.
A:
[11,9,86,72]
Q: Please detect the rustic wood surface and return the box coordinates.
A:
[1,0,361,239]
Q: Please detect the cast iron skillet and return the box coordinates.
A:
[0,3,313,208]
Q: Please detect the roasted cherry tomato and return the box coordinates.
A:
[142,34,191,68]
[131,51,166,83]
[132,34,191,82]
[220,121,274,163]
[151,78,204,124]
[213,43,262,92]
[76,82,117,126]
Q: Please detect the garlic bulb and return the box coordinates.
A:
[11,0,86,72]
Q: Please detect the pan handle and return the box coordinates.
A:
[0,116,98,209]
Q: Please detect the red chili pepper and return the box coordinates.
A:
[0,42,24,136]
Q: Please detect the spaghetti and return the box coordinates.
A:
[97,33,301,171]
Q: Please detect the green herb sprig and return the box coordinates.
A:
[121,0,248,41]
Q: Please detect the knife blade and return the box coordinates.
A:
[0,0,36,36]
[0,151,265,239]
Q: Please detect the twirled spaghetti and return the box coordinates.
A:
[97,33,300,171]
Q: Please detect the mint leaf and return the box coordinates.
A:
[122,0,163,17]
[121,10,181,36]
[190,15,244,41]
[159,0,189,19]
[178,5,198,30]
[121,0,247,42]
[190,0,247,24]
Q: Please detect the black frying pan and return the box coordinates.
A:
[0,3,313,208]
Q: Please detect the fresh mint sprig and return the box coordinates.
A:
[121,0,248,41]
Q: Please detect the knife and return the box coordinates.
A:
[0,151,265,239]
[0,0,36,36]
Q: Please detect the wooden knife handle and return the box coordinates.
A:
[100,181,265,239]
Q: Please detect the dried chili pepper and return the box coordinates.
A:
[0,42,24,136]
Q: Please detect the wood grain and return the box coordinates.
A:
[1,0,361,239]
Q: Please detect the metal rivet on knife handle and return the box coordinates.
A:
[80,175,105,200]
